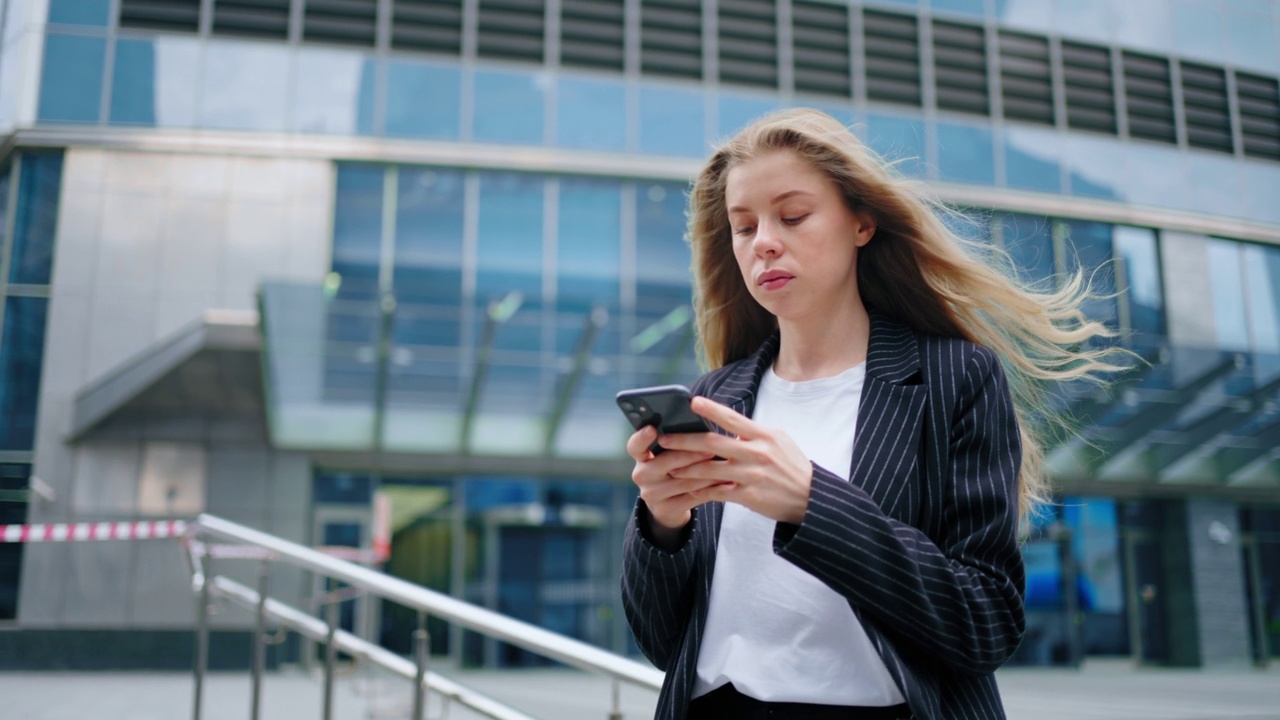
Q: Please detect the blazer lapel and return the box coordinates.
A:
[849,315,928,520]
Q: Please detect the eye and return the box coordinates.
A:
[733,225,756,236]
[781,214,809,226]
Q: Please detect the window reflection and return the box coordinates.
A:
[1227,13,1279,74]
[1053,0,1112,43]
[1064,135,1123,200]
[1004,127,1062,193]
[1244,244,1280,354]
[293,49,377,136]
[864,112,925,177]
[386,60,461,139]
[1124,145,1186,209]
[0,297,50,450]
[556,75,626,151]
[110,37,200,127]
[200,41,289,132]
[993,0,1054,32]
[478,172,544,302]
[1111,0,1173,53]
[930,0,985,18]
[38,33,105,123]
[9,154,63,286]
[1206,238,1251,351]
[936,122,995,185]
[999,213,1056,288]
[1062,221,1118,330]
[639,85,706,158]
[332,165,385,296]
[48,0,110,26]
[395,168,465,306]
[1185,153,1243,218]
[1171,0,1226,65]
[1242,162,1280,225]
[718,93,780,139]
[473,69,546,145]
[1113,227,1165,337]
[635,182,694,370]
[558,178,621,315]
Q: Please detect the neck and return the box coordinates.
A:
[772,299,871,381]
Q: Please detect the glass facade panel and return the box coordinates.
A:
[1206,238,1251,351]
[1113,226,1165,337]
[293,49,377,136]
[1227,12,1279,74]
[556,75,626,152]
[1185,153,1244,219]
[394,168,465,305]
[1005,127,1063,193]
[557,178,621,313]
[9,154,64,285]
[1064,135,1123,200]
[477,173,544,302]
[473,69,545,145]
[0,297,50,450]
[864,112,926,177]
[1243,243,1280,354]
[48,0,110,26]
[386,60,461,140]
[0,463,30,620]
[936,122,995,185]
[1111,0,1173,53]
[930,0,985,17]
[994,0,1054,32]
[639,85,706,158]
[999,213,1056,288]
[718,93,781,139]
[1054,0,1113,43]
[200,42,290,132]
[332,165,385,295]
[1171,0,1226,65]
[1062,221,1119,329]
[109,37,200,128]
[1242,162,1280,226]
[38,33,105,123]
[1124,145,1187,210]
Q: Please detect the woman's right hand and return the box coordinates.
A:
[627,425,724,546]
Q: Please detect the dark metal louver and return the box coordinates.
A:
[1180,62,1232,153]
[392,0,463,54]
[304,0,378,46]
[998,31,1052,125]
[1062,41,1115,134]
[640,0,702,80]
[792,1,850,97]
[863,10,920,107]
[1123,52,1175,144]
[211,0,290,39]
[477,0,545,63]
[718,0,777,89]
[560,0,625,71]
[1237,72,1280,161]
[120,0,201,32]
[932,19,987,116]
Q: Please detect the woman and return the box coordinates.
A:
[620,109,1123,720]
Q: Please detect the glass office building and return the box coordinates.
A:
[0,0,1278,669]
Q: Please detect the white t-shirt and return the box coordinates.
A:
[692,362,905,705]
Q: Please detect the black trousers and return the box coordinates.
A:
[688,683,913,720]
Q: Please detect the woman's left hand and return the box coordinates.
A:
[657,396,813,525]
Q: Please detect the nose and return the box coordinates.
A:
[752,218,783,257]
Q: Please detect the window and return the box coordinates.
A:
[212,0,290,40]
[477,0,545,64]
[1237,72,1280,161]
[639,85,705,157]
[394,168,466,306]
[1113,226,1165,337]
[1061,220,1118,330]
[477,172,544,302]
[560,0,625,72]
[999,31,1053,125]
[38,34,106,123]
[1180,62,1232,153]
[936,122,994,185]
[48,0,111,26]
[332,165,386,297]
[932,19,988,116]
[1243,243,1280,354]
[718,0,777,89]
[1062,41,1116,134]
[9,154,65,286]
[557,178,621,313]
[1122,52,1175,145]
[392,0,463,54]
[304,0,377,46]
[120,0,200,32]
[641,0,702,80]
[385,60,461,139]
[792,1,850,97]
[0,464,31,620]
[473,69,545,145]
[0,297,51,450]
[863,10,921,107]
[556,76,626,152]
[1206,238,1250,351]
[109,36,201,128]
[199,42,290,132]
[997,213,1055,288]
[292,48,378,135]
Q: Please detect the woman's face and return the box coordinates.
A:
[724,150,874,322]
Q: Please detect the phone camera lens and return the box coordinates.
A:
[627,411,642,423]
[619,400,634,411]
[637,404,648,413]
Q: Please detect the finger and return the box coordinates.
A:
[687,481,738,504]
[649,475,734,504]
[657,431,741,459]
[625,425,658,461]
[690,396,758,439]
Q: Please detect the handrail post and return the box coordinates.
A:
[250,560,269,720]
[192,563,211,720]
[412,612,428,720]
[608,678,622,720]
[323,596,338,720]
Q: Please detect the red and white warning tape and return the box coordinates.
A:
[0,520,188,543]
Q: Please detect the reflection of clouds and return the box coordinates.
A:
[992,0,1054,32]
[1244,245,1280,353]
[1062,134,1122,199]
[1113,227,1160,310]
[154,37,200,127]
[1123,144,1185,209]
[1110,0,1172,52]
[1227,13,1280,75]
[199,42,290,132]
[292,48,365,134]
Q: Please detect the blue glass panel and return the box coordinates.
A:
[865,0,918,7]
[465,476,539,511]
[999,213,1056,288]
[0,297,49,450]
[718,93,779,139]
[1053,0,1112,43]
[1227,12,1278,74]
[1113,227,1165,337]
[930,0,985,17]
[38,33,105,123]
[1171,0,1225,65]
[332,165,385,294]
[556,75,626,151]
[394,167,465,306]
[993,0,1053,32]
[293,49,378,135]
[636,180,693,355]
[1124,144,1186,209]
[801,102,854,128]
[1185,152,1242,218]
[314,472,374,504]
[0,463,30,619]
[1112,0,1173,53]
[477,172,543,301]
[1206,239,1250,351]
[1064,135,1122,200]
[639,85,706,158]
[9,153,63,285]
[864,112,925,177]
[558,178,621,313]
[1004,127,1062,193]
[936,122,994,185]
[473,69,545,145]
[1061,221,1118,329]
[1243,243,1280,354]
[109,36,199,127]
[48,0,110,26]
[386,60,461,139]
[1242,162,1280,225]
[199,42,289,131]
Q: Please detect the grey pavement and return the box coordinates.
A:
[2,659,1278,720]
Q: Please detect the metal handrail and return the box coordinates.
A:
[187,513,664,719]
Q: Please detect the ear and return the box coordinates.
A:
[853,213,876,247]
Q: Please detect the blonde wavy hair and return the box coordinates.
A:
[689,108,1129,521]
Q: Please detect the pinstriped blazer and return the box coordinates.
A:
[621,314,1025,720]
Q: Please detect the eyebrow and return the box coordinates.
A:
[727,189,815,214]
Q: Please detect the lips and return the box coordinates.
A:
[757,269,794,291]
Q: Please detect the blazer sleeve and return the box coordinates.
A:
[619,375,716,671]
[773,344,1025,675]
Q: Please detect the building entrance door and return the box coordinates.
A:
[1123,530,1170,665]
[311,505,374,658]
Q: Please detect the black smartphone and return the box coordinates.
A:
[616,384,713,453]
